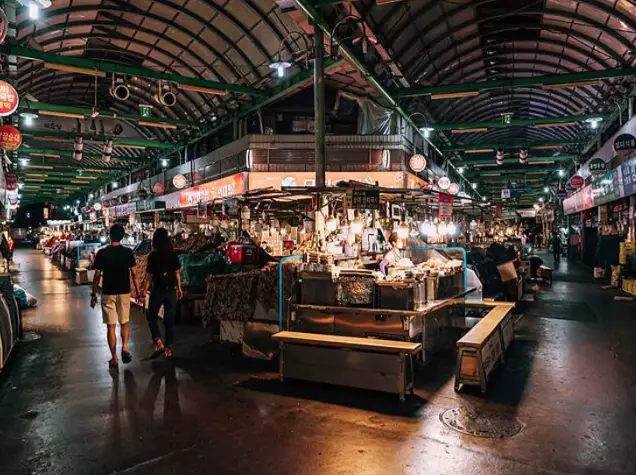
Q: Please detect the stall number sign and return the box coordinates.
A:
[351,189,380,209]
[501,188,511,199]
[0,81,18,117]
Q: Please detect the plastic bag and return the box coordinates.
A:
[13,285,28,309]
[611,265,621,288]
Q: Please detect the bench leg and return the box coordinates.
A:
[399,353,406,402]
[409,354,415,395]
[454,349,463,391]
[279,343,285,382]
[479,358,488,394]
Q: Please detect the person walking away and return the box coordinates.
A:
[140,228,183,359]
[91,224,140,369]
[551,232,562,265]
[7,235,14,268]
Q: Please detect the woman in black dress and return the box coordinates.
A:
[140,228,183,358]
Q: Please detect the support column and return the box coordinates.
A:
[314,24,326,188]
[629,97,635,119]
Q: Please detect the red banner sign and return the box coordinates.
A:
[0,124,21,151]
[164,172,247,209]
[0,80,18,117]
[5,172,18,191]
[570,175,584,189]
[438,193,453,219]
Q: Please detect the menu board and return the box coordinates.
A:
[351,189,380,209]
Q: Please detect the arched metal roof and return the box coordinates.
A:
[356,0,636,148]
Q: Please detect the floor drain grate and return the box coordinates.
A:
[440,407,523,438]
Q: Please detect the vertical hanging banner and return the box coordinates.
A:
[438,193,453,219]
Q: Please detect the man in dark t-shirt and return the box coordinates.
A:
[91,225,140,369]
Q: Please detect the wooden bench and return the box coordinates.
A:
[272,331,421,401]
[455,303,515,393]
[538,265,553,285]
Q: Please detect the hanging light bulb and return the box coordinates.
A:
[326,216,338,232]
[397,222,410,240]
[351,220,363,235]
[438,222,448,235]
[447,223,457,235]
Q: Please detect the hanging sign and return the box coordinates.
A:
[501,188,511,199]
[137,188,149,200]
[409,154,427,173]
[448,183,460,195]
[570,175,584,189]
[438,176,451,190]
[173,174,188,189]
[556,189,567,200]
[588,158,606,175]
[351,189,380,209]
[93,202,103,211]
[438,193,453,219]
[0,80,18,117]
[5,172,18,191]
[620,156,636,197]
[502,112,513,125]
[613,133,636,157]
[153,181,165,195]
[0,124,21,151]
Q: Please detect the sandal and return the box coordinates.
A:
[150,339,165,359]
[121,350,132,364]
[108,359,119,370]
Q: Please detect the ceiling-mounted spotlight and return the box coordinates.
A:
[519,146,528,164]
[102,138,113,163]
[73,136,83,161]
[154,80,177,107]
[585,117,603,130]
[496,147,504,165]
[109,73,130,101]
[19,112,38,127]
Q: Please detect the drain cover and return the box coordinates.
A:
[440,407,522,438]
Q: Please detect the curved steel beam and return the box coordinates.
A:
[431,40,614,84]
[18,46,205,117]
[433,89,598,123]
[408,24,624,82]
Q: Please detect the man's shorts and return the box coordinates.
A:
[101,294,131,325]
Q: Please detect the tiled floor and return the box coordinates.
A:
[1,249,635,475]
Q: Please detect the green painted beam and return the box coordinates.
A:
[432,113,610,131]
[22,132,174,150]
[21,163,121,172]
[20,101,204,129]
[444,139,587,152]
[0,45,265,96]
[467,167,562,175]
[465,155,577,166]
[23,147,139,164]
[394,68,636,97]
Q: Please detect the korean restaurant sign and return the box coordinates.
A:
[621,157,636,197]
[0,124,21,151]
[613,133,636,158]
[438,193,453,219]
[591,169,621,205]
[0,80,18,117]
[163,172,246,209]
